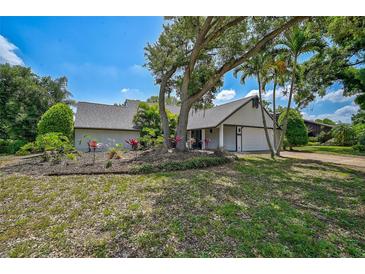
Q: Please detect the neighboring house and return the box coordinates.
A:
[74,96,280,152]
[303,119,334,137]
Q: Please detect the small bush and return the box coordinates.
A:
[352,144,365,152]
[37,103,74,139]
[308,136,318,143]
[318,130,333,144]
[107,148,118,159]
[35,132,74,152]
[66,153,77,161]
[332,125,356,146]
[16,142,36,156]
[0,139,27,154]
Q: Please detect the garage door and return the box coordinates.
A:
[242,127,274,151]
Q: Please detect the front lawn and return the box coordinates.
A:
[1,156,364,257]
[292,145,365,157]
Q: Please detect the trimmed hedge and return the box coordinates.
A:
[130,156,232,174]
[37,103,74,139]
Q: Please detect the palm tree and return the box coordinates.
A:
[267,54,289,152]
[275,25,322,156]
[234,51,276,158]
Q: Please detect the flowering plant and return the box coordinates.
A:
[126,138,139,151]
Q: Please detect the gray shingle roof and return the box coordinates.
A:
[187,96,255,130]
[75,100,180,131]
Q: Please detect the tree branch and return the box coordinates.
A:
[189,16,310,103]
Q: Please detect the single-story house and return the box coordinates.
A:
[74,96,280,152]
[303,119,334,137]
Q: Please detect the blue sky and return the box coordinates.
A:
[0,16,359,123]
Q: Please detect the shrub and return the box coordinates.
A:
[16,142,36,155]
[66,153,77,161]
[37,103,74,139]
[0,139,27,154]
[308,136,318,143]
[318,130,333,144]
[331,125,357,146]
[35,132,73,152]
[358,131,365,146]
[353,144,365,152]
[278,109,308,148]
[130,156,231,174]
[353,123,365,138]
[107,147,118,159]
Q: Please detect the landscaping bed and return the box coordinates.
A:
[0,149,233,176]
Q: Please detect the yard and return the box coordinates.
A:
[1,155,364,258]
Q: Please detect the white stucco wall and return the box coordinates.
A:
[74,128,140,151]
[205,128,219,149]
[223,102,274,128]
[223,125,236,151]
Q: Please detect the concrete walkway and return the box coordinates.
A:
[281,151,365,169]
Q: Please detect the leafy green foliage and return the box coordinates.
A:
[315,118,336,125]
[133,102,177,148]
[0,139,27,154]
[0,64,74,141]
[279,110,308,148]
[331,125,357,146]
[17,132,74,156]
[130,156,231,174]
[318,130,333,144]
[37,103,74,139]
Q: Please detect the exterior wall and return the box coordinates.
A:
[74,128,140,151]
[223,125,236,151]
[205,128,219,149]
[223,103,274,128]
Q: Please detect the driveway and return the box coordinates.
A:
[281,151,365,170]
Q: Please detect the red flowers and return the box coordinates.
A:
[126,138,139,150]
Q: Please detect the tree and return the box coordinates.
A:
[146,95,180,105]
[146,17,308,151]
[37,103,74,139]
[234,51,276,157]
[315,118,336,125]
[133,102,177,148]
[278,109,308,149]
[275,25,322,155]
[0,64,74,141]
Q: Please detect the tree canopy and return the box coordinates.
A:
[0,64,74,141]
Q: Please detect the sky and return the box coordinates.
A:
[0,16,359,123]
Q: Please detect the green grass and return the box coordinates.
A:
[292,145,365,157]
[1,156,364,257]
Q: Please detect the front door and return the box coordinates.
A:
[236,126,242,152]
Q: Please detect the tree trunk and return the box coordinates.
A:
[257,74,275,158]
[276,57,297,156]
[159,81,170,151]
[175,100,191,152]
[272,78,277,153]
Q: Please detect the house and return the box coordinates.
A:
[303,119,334,137]
[74,99,179,151]
[74,96,280,152]
[187,96,280,152]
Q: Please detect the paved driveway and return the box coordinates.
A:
[281,151,365,170]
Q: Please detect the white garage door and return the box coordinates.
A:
[242,127,274,151]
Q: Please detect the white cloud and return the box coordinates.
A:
[0,35,24,66]
[121,88,139,93]
[302,103,359,124]
[129,64,148,75]
[245,86,289,101]
[316,89,355,103]
[216,89,236,101]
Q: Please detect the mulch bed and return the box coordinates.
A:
[0,149,224,176]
